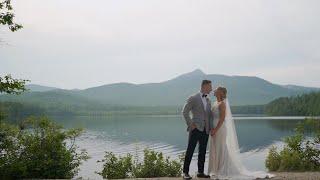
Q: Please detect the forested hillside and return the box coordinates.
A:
[265,92,320,116]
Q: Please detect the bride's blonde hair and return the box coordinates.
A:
[217,86,227,99]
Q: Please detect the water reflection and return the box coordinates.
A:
[53,115,302,152]
[51,115,306,179]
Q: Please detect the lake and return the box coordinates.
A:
[52,115,306,179]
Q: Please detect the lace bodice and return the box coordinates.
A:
[212,101,221,127]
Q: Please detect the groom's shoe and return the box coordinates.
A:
[197,173,210,178]
[183,173,192,180]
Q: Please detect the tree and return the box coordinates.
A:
[0,116,89,179]
[0,0,27,116]
[0,0,22,32]
[0,75,29,123]
[0,74,29,94]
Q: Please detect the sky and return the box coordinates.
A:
[0,0,319,89]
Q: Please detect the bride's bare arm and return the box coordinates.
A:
[211,102,226,136]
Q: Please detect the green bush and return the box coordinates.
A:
[278,147,304,171]
[0,116,89,179]
[265,118,320,172]
[265,146,281,171]
[97,152,133,179]
[133,149,182,178]
[97,148,183,179]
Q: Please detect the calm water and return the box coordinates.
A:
[52,115,305,179]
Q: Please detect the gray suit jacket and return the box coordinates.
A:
[182,92,214,134]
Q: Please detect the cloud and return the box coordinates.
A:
[0,0,319,88]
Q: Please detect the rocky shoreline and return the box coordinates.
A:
[119,172,320,180]
[269,172,320,180]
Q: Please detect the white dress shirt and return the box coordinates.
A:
[199,92,208,111]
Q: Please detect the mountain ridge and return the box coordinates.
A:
[25,70,319,92]
[25,84,58,92]
[8,69,320,106]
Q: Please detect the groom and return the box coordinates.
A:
[182,80,213,179]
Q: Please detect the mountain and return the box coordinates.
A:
[282,85,320,93]
[76,69,319,106]
[1,69,319,107]
[25,84,58,92]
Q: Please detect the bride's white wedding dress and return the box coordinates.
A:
[208,99,274,180]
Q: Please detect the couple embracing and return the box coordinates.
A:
[182,80,273,180]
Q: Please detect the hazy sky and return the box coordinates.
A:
[1,0,319,89]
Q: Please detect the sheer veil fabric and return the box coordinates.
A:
[208,98,274,180]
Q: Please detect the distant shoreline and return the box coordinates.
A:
[49,114,315,119]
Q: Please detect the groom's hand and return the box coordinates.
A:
[190,123,197,130]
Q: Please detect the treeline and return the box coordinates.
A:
[2,91,319,118]
[0,101,78,120]
[0,100,182,120]
[265,91,320,116]
[0,101,47,122]
[0,100,266,120]
[231,105,266,114]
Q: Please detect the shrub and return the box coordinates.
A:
[133,149,182,178]
[265,146,281,171]
[278,147,303,171]
[97,148,183,179]
[265,118,320,172]
[0,116,89,179]
[97,152,133,179]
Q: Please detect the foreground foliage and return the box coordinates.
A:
[0,0,23,31]
[0,75,28,94]
[97,148,183,179]
[266,118,320,171]
[0,116,89,179]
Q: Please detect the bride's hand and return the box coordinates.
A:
[210,128,217,136]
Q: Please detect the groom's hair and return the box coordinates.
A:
[201,80,212,87]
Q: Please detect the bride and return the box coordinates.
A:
[208,86,274,180]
